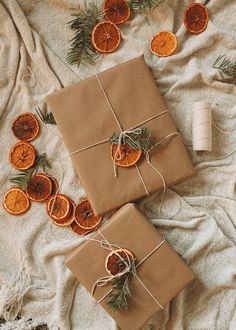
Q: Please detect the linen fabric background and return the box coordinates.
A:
[0,0,236,329]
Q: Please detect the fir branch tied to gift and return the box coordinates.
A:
[35,106,56,125]
[107,258,137,310]
[66,2,103,66]
[213,55,236,85]
[109,127,152,153]
[10,153,50,190]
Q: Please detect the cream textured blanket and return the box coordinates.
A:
[0,0,236,329]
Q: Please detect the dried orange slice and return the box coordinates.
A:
[12,112,40,141]
[104,0,130,25]
[45,175,59,196]
[47,196,75,226]
[3,187,30,215]
[74,199,102,230]
[105,249,134,275]
[9,141,36,171]
[47,194,72,224]
[111,143,142,167]
[70,220,95,236]
[92,21,121,53]
[150,31,177,57]
[184,3,208,34]
[26,174,52,202]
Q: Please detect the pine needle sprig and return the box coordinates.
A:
[66,2,103,66]
[10,153,50,190]
[129,0,165,15]
[213,55,236,85]
[109,127,152,153]
[107,258,137,310]
[35,106,56,125]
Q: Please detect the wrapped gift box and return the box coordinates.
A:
[46,56,195,215]
[65,203,195,330]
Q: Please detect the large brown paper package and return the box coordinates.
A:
[46,56,195,215]
[65,203,195,330]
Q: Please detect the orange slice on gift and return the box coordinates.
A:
[104,0,131,25]
[74,199,102,230]
[47,194,74,226]
[26,173,52,202]
[92,21,121,53]
[184,3,208,34]
[150,31,177,57]
[105,249,134,276]
[3,187,30,216]
[9,141,36,171]
[111,143,142,167]
[12,112,40,142]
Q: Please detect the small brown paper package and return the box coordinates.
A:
[65,203,195,330]
[46,56,195,215]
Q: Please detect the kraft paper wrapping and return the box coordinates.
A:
[46,56,195,215]
[65,204,195,330]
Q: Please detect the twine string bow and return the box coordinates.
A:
[89,230,165,309]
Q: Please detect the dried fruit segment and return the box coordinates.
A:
[3,188,30,215]
[12,112,40,141]
[75,199,102,229]
[26,174,52,202]
[105,249,134,275]
[92,21,121,53]
[184,3,208,34]
[70,220,95,236]
[150,31,177,57]
[111,143,142,167]
[47,194,74,226]
[9,141,36,171]
[104,0,130,25]
[45,175,59,197]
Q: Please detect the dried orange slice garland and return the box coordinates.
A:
[3,188,30,216]
[9,141,36,171]
[75,199,102,230]
[111,143,142,167]
[150,31,177,57]
[12,112,40,141]
[105,249,134,275]
[92,21,121,53]
[26,174,52,202]
[104,0,130,25]
[184,3,209,34]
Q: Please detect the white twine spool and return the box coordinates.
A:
[192,101,212,152]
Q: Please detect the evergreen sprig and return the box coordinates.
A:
[10,153,50,190]
[66,2,103,66]
[129,0,165,15]
[35,106,56,125]
[109,127,152,153]
[213,55,236,85]
[107,258,137,310]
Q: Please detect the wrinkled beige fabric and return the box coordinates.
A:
[0,0,236,329]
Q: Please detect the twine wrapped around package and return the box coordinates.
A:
[192,101,212,152]
[47,56,195,215]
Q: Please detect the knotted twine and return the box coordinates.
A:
[87,229,166,309]
[69,73,180,210]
